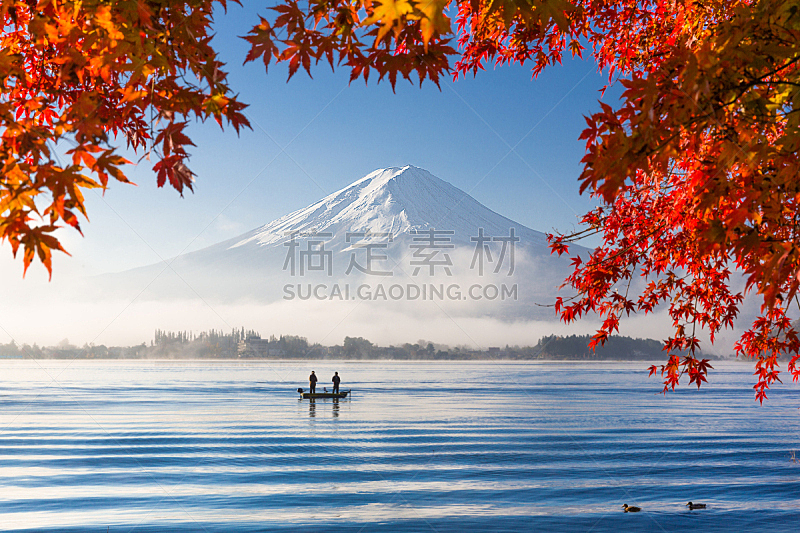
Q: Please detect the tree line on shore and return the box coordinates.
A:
[0,330,713,361]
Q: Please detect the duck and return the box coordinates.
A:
[686,502,707,510]
[622,504,641,512]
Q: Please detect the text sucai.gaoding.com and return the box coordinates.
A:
[282,283,518,301]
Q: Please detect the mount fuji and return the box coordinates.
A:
[92,165,586,322]
[224,165,551,251]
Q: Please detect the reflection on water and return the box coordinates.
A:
[1,360,799,532]
[304,397,343,418]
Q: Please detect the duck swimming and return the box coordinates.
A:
[622,504,641,512]
[686,502,707,510]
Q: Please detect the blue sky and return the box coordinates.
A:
[3,3,620,283]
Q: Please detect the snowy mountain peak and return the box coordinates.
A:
[97,165,566,315]
[229,165,546,250]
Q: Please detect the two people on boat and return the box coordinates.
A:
[308,370,341,394]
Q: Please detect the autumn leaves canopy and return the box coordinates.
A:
[2,0,800,399]
[1,0,249,274]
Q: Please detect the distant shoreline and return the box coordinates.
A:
[0,356,742,362]
[1,331,727,361]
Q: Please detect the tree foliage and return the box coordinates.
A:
[4,0,800,400]
[545,0,800,402]
[0,0,248,275]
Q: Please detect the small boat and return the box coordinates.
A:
[297,388,350,399]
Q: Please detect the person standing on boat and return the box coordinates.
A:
[332,372,341,394]
[309,371,318,394]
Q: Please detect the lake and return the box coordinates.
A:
[1,360,799,532]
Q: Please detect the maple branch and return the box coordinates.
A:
[583,221,667,271]
[553,225,602,243]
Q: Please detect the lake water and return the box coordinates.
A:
[1,360,799,532]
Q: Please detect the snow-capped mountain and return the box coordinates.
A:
[223,165,549,251]
[94,165,584,320]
